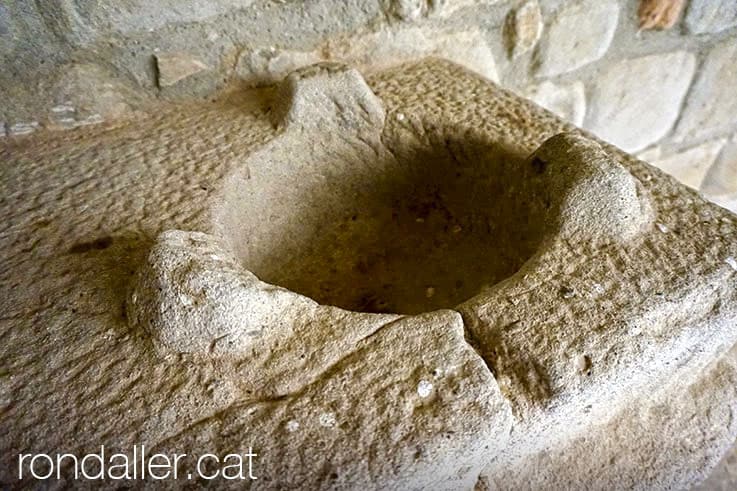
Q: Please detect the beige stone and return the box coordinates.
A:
[535,0,619,77]
[2,60,737,489]
[155,52,209,87]
[324,27,499,82]
[650,139,725,189]
[507,0,543,59]
[584,51,696,152]
[524,80,585,126]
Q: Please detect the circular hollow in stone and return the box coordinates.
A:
[217,130,547,315]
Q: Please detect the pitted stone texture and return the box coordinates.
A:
[651,139,725,190]
[481,341,737,490]
[585,51,696,153]
[1,60,737,490]
[676,41,737,142]
[152,308,512,490]
[521,133,651,244]
[506,0,543,59]
[535,0,619,77]
[684,0,737,34]
[524,80,585,126]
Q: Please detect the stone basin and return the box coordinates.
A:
[125,63,737,488]
[3,60,737,490]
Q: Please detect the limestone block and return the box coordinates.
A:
[524,80,585,126]
[675,41,737,142]
[236,27,499,86]
[702,136,737,203]
[45,62,140,128]
[650,139,725,189]
[2,60,737,489]
[236,47,322,86]
[69,0,256,36]
[155,52,209,87]
[324,27,499,82]
[584,51,696,152]
[506,0,543,59]
[385,0,502,20]
[535,0,619,77]
[684,0,737,34]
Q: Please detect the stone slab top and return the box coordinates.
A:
[1,59,736,489]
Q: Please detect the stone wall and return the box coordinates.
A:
[1,0,736,211]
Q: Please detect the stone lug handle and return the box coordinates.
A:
[270,61,386,132]
[122,63,737,489]
[521,132,652,245]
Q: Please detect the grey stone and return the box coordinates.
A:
[675,41,737,142]
[585,51,696,152]
[702,136,737,199]
[535,0,619,77]
[525,80,586,126]
[684,0,737,34]
[650,139,725,189]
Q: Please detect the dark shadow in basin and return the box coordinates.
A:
[218,128,545,314]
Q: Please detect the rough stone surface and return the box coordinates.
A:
[506,0,543,59]
[323,27,499,82]
[46,62,142,128]
[2,60,737,489]
[155,52,209,87]
[524,80,585,126]
[535,0,619,77]
[650,139,725,190]
[236,47,322,86]
[235,27,499,86]
[702,136,737,209]
[585,51,696,153]
[684,0,737,34]
[2,0,737,486]
[675,41,737,142]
